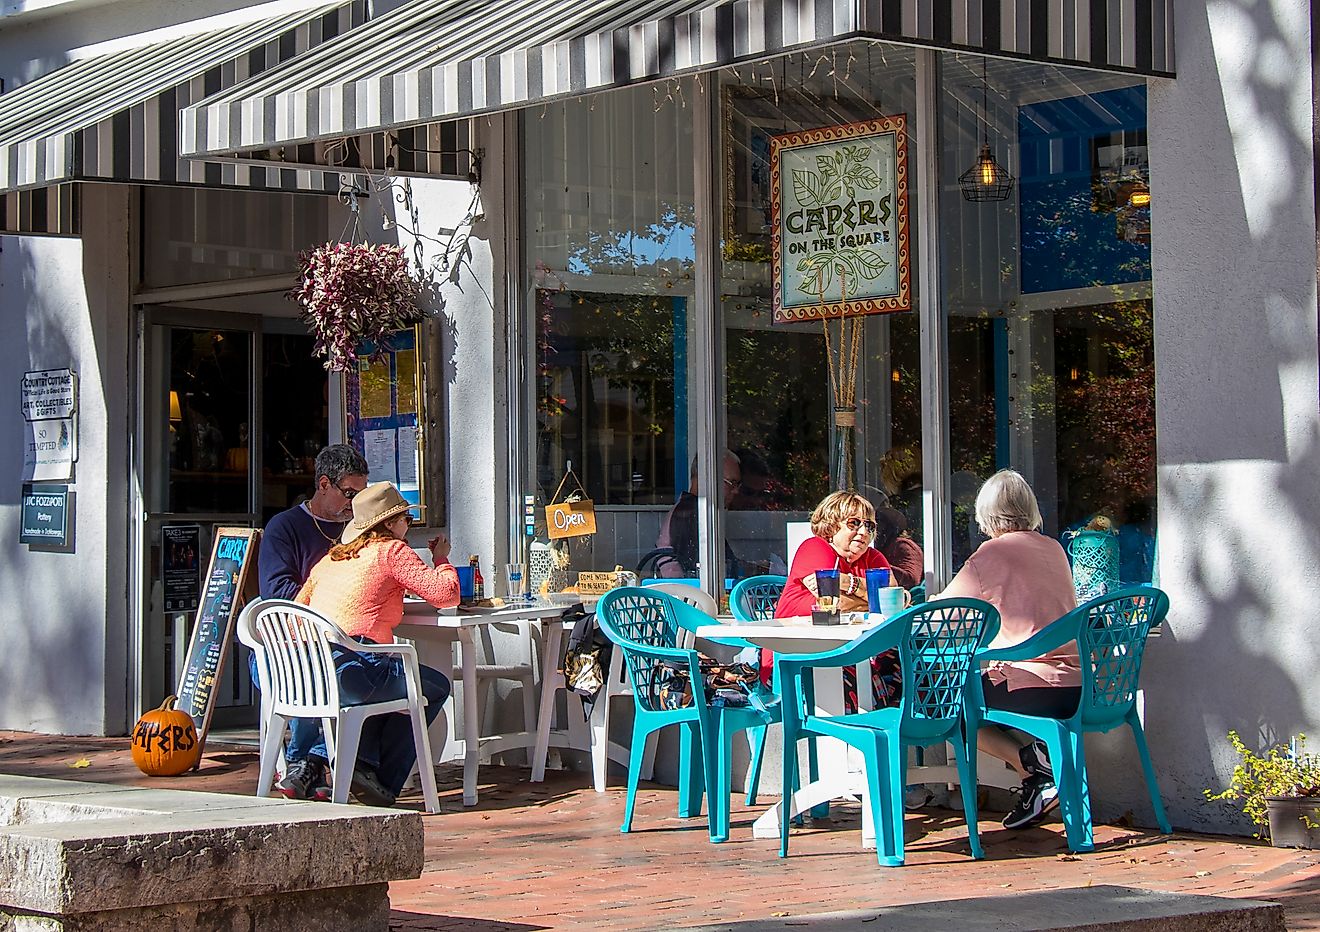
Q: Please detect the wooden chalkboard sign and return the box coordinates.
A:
[175,526,260,762]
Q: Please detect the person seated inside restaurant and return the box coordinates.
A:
[874,506,923,590]
[255,443,369,801]
[653,450,742,579]
[296,481,458,807]
[771,491,898,709]
[939,469,1080,830]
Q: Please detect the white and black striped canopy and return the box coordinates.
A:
[0,0,366,202]
[182,0,1173,160]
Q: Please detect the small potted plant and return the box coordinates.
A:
[1205,730,1320,847]
[287,241,424,371]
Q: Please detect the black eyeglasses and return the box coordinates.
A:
[334,482,360,500]
[844,517,877,534]
[722,477,741,489]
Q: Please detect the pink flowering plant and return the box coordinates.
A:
[287,242,423,371]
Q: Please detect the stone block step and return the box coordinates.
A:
[690,884,1284,931]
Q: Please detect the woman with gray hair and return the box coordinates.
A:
[940,469,1079,830]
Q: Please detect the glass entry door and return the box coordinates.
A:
[141,309,259,724]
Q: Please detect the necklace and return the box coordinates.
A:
[304,503,342,543]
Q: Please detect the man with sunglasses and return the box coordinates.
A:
[254,444,369,800]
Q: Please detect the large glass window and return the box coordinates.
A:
[940,55,1156,584]
[141,187,329,288]
[719,46,925,586]
[524,84,696,579]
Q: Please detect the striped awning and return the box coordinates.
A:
[182,0,1173,160]
[0,0,367,201]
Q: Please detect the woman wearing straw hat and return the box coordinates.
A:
[297,481,458,807]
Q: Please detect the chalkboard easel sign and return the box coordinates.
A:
[175,526,260,764]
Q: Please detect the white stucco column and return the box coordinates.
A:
[1145,0,1319,833]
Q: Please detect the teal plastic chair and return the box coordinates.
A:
[730,575,787,622]
[966,585,1172,852]
[595,586,777,843]
[727,575,818,807]
[776,598,1000,866]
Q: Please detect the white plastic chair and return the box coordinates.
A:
[235,599,281,773]
[586,582,711,792]
[249,599,441,813]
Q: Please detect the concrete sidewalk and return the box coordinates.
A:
[2,731,1318,931]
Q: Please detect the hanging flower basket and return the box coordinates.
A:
[287,242,424,371]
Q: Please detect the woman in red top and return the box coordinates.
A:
[770,491,896,707]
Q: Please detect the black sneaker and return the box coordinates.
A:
[350,765,397,807]
[1019,740,1053,780]
[275,758,323,800]
[307,758,332,802]
[1002,773,1060,830]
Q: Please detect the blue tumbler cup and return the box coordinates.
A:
[455,565,475,601]
[866,568,892,613]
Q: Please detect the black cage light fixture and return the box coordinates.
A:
[959,58,1015,202]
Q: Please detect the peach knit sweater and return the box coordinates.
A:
[940,530,1080,690]
[296,538,460,644]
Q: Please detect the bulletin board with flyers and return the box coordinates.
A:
[344,327,430,523]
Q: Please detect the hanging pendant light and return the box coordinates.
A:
[959,59,1015,203]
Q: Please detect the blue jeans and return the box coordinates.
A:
[333,644,451,796]
[248,652,328,763]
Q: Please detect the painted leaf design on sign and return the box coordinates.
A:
[796,252,836,296]
[793,169,826,208]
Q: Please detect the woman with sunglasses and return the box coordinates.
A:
[296,481,458,807]
[768,492,899,707]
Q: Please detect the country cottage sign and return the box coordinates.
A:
[771,115,911,323]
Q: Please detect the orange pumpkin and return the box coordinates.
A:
[130,696,201,776]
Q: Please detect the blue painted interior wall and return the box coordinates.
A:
[1017,86,1150,294]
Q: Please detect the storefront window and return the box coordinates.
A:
[719,45,924,584]
[141,187,329,288]
[525,84,696,578]
[940,54,1156,583]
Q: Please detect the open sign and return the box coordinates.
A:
[546,500,597,540]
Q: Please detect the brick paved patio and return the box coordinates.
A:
[3,731,1318,930]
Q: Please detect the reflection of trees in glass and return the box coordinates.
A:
[1054,301,1155,526]
[564,203,696,276]
[726,326,831,509]
[536,290,678,505]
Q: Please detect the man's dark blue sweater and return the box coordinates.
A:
[258,503,347,600]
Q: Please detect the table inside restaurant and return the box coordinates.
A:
[697,614,1008,849]
[398,596,596,805]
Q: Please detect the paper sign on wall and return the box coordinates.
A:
[23,417,76,481]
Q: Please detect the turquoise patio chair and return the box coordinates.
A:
[595,586,777,843]
[776,598,1000,866]
[966,585,1172,853]
[728,575,818,807]
[730,575,787,623]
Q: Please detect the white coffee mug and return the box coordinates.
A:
[877,586,912,616]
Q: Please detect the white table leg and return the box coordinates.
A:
[460,628,479,806]
[530,621,565,782]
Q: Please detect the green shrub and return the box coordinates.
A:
[1205,731,1320,838]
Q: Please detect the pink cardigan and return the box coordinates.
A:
[940,530,1080,690]
[297,538,459,645]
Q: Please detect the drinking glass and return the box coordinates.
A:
[865,568,892,613]
[504,562,526,601]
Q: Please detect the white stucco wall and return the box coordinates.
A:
[347,116,510,570]
[1143,0,1319,834]
[0,185,132,735]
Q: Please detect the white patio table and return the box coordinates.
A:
[398,597,594,806]
[696,614,996,849]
